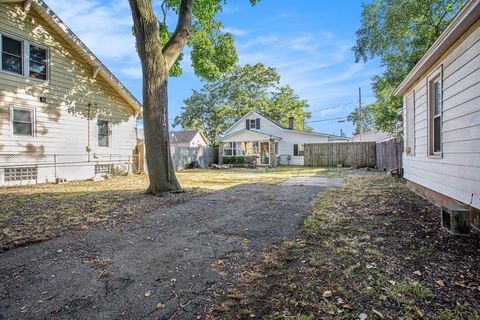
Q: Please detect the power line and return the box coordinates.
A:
[305,116,347,124]
[309,102,355,113]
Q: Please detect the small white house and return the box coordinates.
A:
[170,130,210,147]
[394,0,480,221]
[0,0,142,186]
[351,130,391,143]
[219,111,348,166]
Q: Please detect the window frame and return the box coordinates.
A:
[97,119,110,148]
[0,32,50,82]
[10,106,36,138]
[427,66,443,158]
[249,119,256,129]
[405,90,415,156]
[28,43,48,81]
[293,144,304,157]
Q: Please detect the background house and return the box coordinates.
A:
[0,0,142,186]
[351,130,392,142]
[170,130,209,147]
[395,0,480,227]
[219,110,349,166]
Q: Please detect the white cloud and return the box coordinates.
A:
[223,27,250,37]
[235,31,380,110]
[121,67,142,79]
[46,0,140,78]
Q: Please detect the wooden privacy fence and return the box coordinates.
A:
[304,142,376,167]
[376,138,403,172]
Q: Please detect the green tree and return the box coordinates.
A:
[128,0,257,194]
[173,63,312,144]
[352,0,464,133]
[347,104,375,135]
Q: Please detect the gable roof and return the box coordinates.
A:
[170,130,209,144]
[1,0,142,116]
[223,110,349,140]
[220,129,282,141]
[395,0,480,96]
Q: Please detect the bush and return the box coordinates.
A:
[236,156,245,165]
[223,156,233,164]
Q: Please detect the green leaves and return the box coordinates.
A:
[352,0,464,132]
[173,63,312,144]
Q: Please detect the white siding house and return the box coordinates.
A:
[219,111,348,166]
[0,0,142,186]
[395,0,480,219]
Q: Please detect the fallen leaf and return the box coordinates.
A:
[144,290,153,297]
[436,280,445,287]
[413,270,422,276]
[156,302,164,309]
[358,313,368,320]
[415,307,424,318]
[323,290,333,298]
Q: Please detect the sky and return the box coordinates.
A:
[46,0,382,137]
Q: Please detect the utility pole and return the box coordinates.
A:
[358,87,362,142]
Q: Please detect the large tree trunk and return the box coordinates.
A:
[129,0,185,194]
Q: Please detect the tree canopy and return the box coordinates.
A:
[352,0,465,133]
[173,63,312,144]
[129,0,258,194]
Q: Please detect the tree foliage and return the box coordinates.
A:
[352,0,465,133]
[173,63,312,144]
[129,0,257,194]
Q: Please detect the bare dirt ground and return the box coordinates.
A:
[208,174,480,319]
[0,176,341,319]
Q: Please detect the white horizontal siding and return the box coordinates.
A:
[403,19,480,209]
[0,3,137,164]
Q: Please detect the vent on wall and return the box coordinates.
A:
[4,167,37,182]
[95,164,112,175]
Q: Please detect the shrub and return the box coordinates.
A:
[236,156,245,165]
[223,156,233,164]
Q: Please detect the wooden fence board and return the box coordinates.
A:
[376,138,403,172]
[304,142,376,167]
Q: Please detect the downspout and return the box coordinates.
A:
[87,103,91,162]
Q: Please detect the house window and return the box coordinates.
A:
[29,44,47,80]
[4,167,37,182]
[12,107,34,136]
[293,144,304,156]
[429,76,442,155]
[98,120,109,147]
[275,142,279,155]
[2,35,23,75]
[250,119,256,128]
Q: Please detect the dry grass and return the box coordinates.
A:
[0,166,344,251]
[208,174,480,319]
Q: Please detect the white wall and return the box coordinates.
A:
[0,2,138,186]
[403,19,480,209]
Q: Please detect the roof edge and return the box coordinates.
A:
[395,0,480,96]
[7,0,143,115]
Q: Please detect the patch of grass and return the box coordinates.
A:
[208,173,480,319]
[0,167,345,251]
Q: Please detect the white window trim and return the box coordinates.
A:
[9,106,36,139]
[405,90,415,156]
[426,66,443,158]
[0,31,50,82]
[293,143,304,157]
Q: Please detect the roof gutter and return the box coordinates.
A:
[1,0,143,114]
[394,0,480,96]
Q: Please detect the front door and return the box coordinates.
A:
[260,142,269,165]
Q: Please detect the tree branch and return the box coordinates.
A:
[163,0,193,70]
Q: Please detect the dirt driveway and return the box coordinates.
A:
[0,177,342,319]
